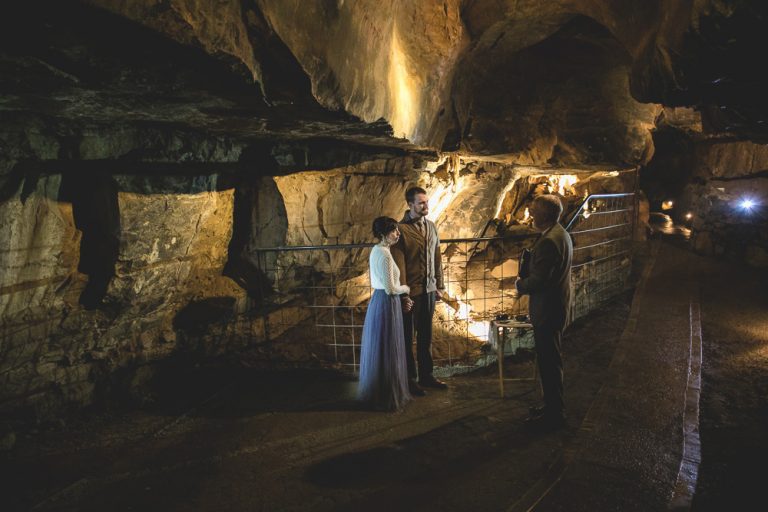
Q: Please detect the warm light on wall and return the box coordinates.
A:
[547,174,578,196]
[428,182,458,221]
[449,289,488,340]
[662,200,674,210]
[388,24,419,140]
[442,283,488,341]
[455,298,471,321]
[493,178,518,219]
[467,320,489,340]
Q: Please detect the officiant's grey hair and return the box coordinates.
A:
[533,194,563,223]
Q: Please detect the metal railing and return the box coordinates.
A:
[249,192,635,375]
[565,193,636,320]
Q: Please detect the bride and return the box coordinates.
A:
[357,216,413,411]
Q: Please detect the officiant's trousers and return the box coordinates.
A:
[534,324,564,414]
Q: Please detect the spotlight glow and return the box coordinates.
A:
[685,212,693,220]
[739,198,756,210]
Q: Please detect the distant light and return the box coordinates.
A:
[662,200,674,210]
[685,212,693,220]
[739,198,757,211]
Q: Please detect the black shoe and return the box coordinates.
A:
[524,411,566,431]
[419,377,448,389]
[528,404,546,416]
[409,381,426,396]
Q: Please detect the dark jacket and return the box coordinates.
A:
[516,223,573,330]
[391,211,444,297]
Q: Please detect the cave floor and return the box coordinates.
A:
[3,239,767,512]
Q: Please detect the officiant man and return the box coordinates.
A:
[515,194,573,430]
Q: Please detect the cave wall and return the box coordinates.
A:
[0,176,78,324]
[0,151,417,418]
[641,109,768,267]
[76,0,673,158]
[0,169,242,418]
[0,151,632,419]
[84,0,468,145]
[78,0,768,151]
[451,14,661,164]
[0,155,404,417]
[682,141,768,267]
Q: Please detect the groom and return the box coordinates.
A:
[391,186,448,396]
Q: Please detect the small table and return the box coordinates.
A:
[489,319,535,398]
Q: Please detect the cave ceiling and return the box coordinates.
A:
[1,0,767,177]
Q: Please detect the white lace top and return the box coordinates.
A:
[370,244,410,295]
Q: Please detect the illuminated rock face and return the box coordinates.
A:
[0,176,78,322]
[0,174,239,417]
[79,0,768,150]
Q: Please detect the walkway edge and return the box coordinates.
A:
[668,300,703,510]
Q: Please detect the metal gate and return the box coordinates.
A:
[565,193,636,321]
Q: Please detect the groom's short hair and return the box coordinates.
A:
[405,186,427,204]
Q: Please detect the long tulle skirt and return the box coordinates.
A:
[357,289,412,411]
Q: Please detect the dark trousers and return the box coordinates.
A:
[403,291,436,382]
[533,324,564,414]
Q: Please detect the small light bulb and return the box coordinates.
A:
[685,212,693,220]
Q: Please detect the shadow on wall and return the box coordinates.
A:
[61,171,120,310]
[173,297,237,345]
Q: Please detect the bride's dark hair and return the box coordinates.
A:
[372,216,398,240]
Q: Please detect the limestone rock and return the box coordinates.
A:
[0,175,79,320]
[693,141,768,180]
[681,176,768,264]
[85,0,262,83]
[431,163,518,239]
